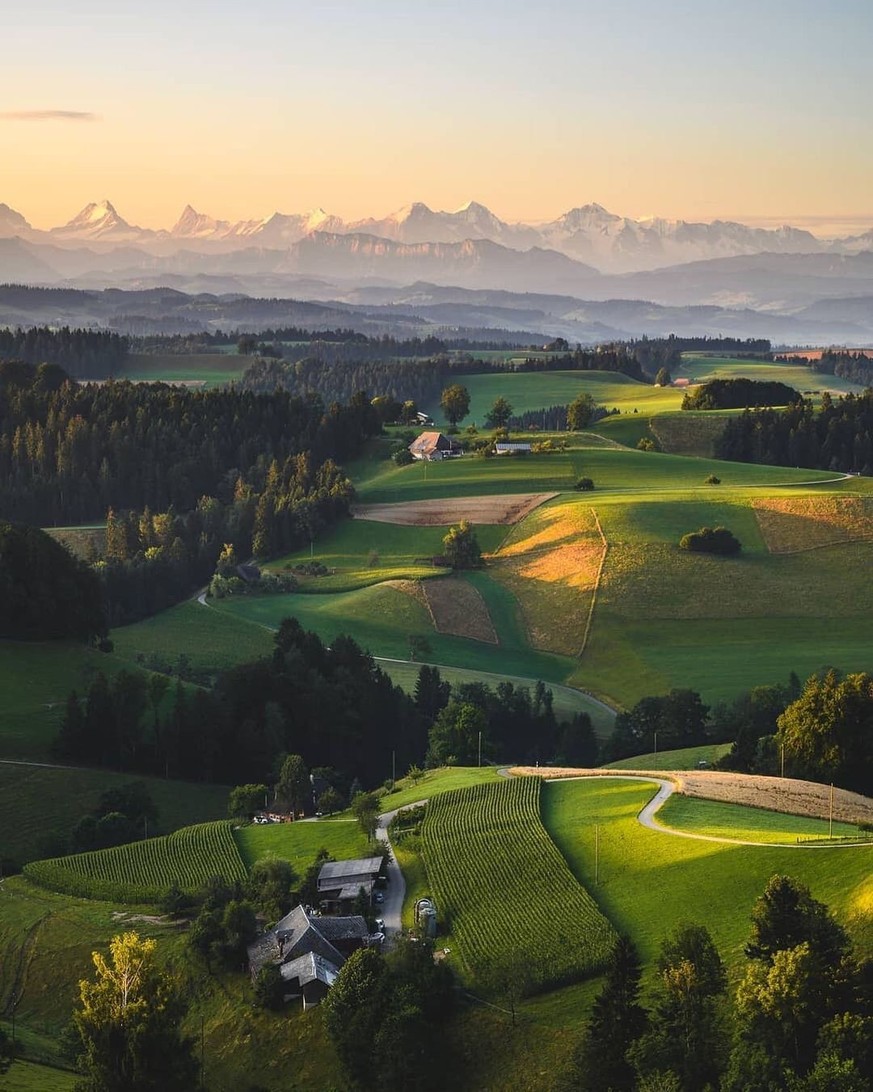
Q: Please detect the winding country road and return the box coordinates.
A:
[554,773,871,849]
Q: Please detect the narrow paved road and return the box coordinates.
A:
[375,800,427,942]
[548,774,870,849]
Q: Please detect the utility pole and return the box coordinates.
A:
[392,750,396,789]
[478,731,482,768]
[595,824,600,885]
[653,732,657,761]
[829,783,834,839]
[781,744,785,779]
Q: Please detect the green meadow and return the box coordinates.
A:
[454,369,684,426]
[0,762,229,867]
[233,819,369,872]
[541,778,873,978]
[655,794,865,844]
[118,353,248,388]
[605,742,732,770]
[676,352,866,396]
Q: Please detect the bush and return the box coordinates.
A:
[575,477,595,491]
[393,448,414,466]
[253,964,285,1010]
[679,526,742,555]
[704,474,721,485]
[637,437,656,451]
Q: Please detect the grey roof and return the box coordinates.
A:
[336,881,375,901]
[279,951,340,989]
[494,442,532,452]
[316,915,369,942]
[248,905,343,975]
[318,857,383,884]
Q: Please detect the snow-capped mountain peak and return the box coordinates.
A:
[0,202,32,237]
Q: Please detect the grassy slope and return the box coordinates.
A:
[0,1060,79,1091]
[542,778,873,981]
[233,819,369,872]
[656,794,864,844]
[676,353,866,396]
[0,763,229,866]
[119,353,248,387]
[456,369,684,426]
[605,742,732,770]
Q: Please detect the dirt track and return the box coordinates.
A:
[510,766,873,826]
[352,492,557,526]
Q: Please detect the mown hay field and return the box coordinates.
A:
[753,494,873,553]
[24,820,247,902]
[421,777,616,991]
[422,576,498,643]
[541,778,873,979]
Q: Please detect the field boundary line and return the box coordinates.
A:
[578,508,607,656]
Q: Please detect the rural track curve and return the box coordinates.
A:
[544,774,873,849]
[374,799,428,943]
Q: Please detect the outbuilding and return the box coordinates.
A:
[408,431,462,461]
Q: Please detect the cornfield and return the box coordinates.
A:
[421,776,615,992]
[24,820,247,903]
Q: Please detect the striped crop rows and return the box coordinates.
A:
[420,777,616,992]
[24,820,247,904]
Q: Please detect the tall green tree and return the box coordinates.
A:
[570,934,647,1090]
[630,924,728,1091]
[566,392,596,430]
[442,520,481,569]
[440,384,470,427]
[275,753,309,816]
[485,396,513,429]
[71,931,198,1092]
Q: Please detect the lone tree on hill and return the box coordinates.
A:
[442,520,482,569]
[566,391,597,430]
[440,384,470,427]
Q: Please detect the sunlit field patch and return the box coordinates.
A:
[422,575,498,643]
[753,494,873,553]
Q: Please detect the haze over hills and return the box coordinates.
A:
[1,198,873,342]
[4,198,873,272]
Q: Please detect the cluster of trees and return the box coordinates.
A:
[323,940,457,1091]
[630,335,771,375]
[0,327,128,376]
[55,621,593,791]
[569,875,871,1091]
[776,349,873,387]
[0,521,106,640]
[0,368,379,526]
[607,668,873,795]
[605,689,710,762]
[679,526,742,555]
[70,781,159,854]
[716,391,873,474]
[98,455,351,626]
[682,377,800,411]
[240,344,650,414]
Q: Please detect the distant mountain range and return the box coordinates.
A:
[3,198,872,274]
[2,199,873,343]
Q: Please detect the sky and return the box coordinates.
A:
[2,0,873,234]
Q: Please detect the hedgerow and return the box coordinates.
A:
[420,777,616,992]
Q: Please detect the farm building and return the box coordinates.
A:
[247,905,370,1006]
[494,442,532,455]
[279,952,340,1009]
[408,431,462,461]
[318,856,385,910]
[415,410,434,425]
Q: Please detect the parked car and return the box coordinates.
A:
[374,891,385,904]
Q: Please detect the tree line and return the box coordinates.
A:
[0,327,128,377]
[606,667,873,795]
[682,377,800,410]
[54,621,595,793]
[776,349,873,387]
[715,390,873,474]
[0,367,380,527]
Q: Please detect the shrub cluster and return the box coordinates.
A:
[679,526,741,555]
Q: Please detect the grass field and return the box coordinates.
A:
[0,763,229,867]
[0,640,185,761]
[111,600,275,673]
[380,766,502,811]
[676,353,866,396]
[542,778,873,980]
[116,353,248,388]
[0,1059,78,1090]
[655,794,865,844]
[233,819,369,872]
[421,778,616,990]
[605,743,732,770]
[455,370,685,427]
[25,821,246,902]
